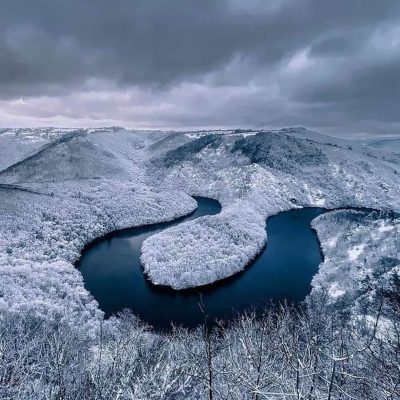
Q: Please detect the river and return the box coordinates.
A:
[78,198,327,330]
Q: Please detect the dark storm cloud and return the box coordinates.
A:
[0,0,400,135]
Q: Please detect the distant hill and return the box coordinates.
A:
[362,137,400,153]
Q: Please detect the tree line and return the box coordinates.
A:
[1,285,398,400]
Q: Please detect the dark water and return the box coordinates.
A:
[78,198,327,330]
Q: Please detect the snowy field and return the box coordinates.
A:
[0,127,399,332]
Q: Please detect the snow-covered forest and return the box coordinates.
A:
[0,127,399,399]
[1,291,399,399]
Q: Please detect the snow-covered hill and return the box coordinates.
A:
[142,129,400,288]
[362,136,400,154]
[0,127,76,171]
[0,126,399,329]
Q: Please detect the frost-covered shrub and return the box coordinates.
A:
[1,298,398,400]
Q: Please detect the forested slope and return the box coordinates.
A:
[142,129,400,289]
[0,127,399,399]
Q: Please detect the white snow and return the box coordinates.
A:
[326,236,338,248]
[378,221,394,233]
[328,282,346,298]
[0,126,400,327]
[348,244,365,261]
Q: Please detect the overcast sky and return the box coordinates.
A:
[0,0,399,137]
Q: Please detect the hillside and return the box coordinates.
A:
[362,136,400,153]
[0,127,399,399]
[0,127,76,172]
[142,128,400,288]
[0,127,399,322]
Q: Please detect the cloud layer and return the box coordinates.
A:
[1,0,399,136]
